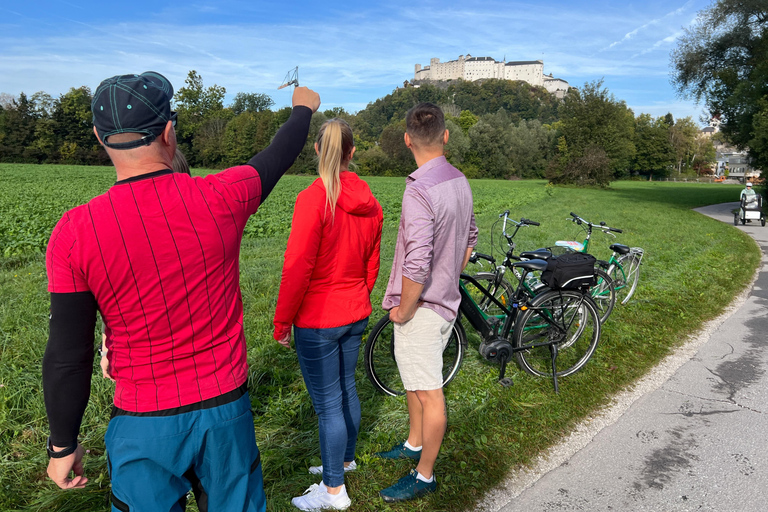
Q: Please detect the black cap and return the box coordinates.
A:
[92,72,175,150]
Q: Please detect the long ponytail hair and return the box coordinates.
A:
[316,118,354,221]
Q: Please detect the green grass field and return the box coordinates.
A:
[0,163,760,511]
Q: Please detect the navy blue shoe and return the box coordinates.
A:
[380,469,436,502]
[375,442,422,460]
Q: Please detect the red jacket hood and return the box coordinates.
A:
[311,171,378,216]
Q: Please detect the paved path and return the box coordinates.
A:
[479,202,768,512]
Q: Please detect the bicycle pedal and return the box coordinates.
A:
[498,378,513,387]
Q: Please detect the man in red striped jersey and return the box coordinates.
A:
[42,71,320,512]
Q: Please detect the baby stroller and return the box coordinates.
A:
[734,193,765,226]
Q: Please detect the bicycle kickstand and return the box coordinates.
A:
[550,344,559,393]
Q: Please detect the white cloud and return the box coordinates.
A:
[602,0,694,51]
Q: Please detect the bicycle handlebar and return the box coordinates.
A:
[469,252,496,264]
[569,212,622,234]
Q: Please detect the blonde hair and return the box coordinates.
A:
[316,118,354,220]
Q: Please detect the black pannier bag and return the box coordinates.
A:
[540,252,597,290]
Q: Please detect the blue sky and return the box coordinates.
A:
[0,0,712,124]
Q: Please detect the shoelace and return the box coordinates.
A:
[390,471,417,491]
[301,484,320,496]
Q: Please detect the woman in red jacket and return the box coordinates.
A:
[274,118,383,511]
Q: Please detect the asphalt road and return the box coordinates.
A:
[479,202,768,512]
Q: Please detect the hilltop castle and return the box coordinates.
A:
[414,55,569,97]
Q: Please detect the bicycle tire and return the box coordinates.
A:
[363,313,466,396]
[590,268,616,323]
[511,289,601,378]
[610,254,641,305]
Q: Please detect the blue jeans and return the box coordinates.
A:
[294,318,368,487]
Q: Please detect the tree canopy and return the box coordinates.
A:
[671,0,768,171]
[0,72,715,183]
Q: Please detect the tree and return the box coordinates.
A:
[507,119,557,178]
[668,116,700,173]
[456,110,478,134]
[467,109,515,179]
[692,135,717,175]
[222,111,277,166]
[632,114,675,178]
[230,92,274,114]
[671,0,768,173]
[444,118,469,165]
[379,120,413,175]
[53,87,98,163]
[0,93,38,162]
[557,80,636,181]
[174,71,227,165]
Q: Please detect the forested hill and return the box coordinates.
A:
[0,72,713,183]
[354,79,560,141]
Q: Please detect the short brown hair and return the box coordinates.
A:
[406,103,445,147]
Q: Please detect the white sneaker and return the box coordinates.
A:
[291,482,351,511]
[308,460,357,476]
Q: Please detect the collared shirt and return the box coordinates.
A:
[382,156,478,321]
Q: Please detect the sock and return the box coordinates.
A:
[320,482,347,499]
[404,440,423,451]
[416,471,435,483]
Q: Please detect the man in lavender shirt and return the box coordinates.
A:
[377,103,478,502]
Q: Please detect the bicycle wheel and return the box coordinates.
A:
[610,253,642,305]
[590,268,616,323]
[512,290,600,378]
[363,313,466,396]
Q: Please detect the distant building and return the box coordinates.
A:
[702,116,761,180]
[413,54,570,97]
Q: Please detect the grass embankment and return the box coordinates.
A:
[0,163,759,511]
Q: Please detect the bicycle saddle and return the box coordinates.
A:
[520,249,553,261]
[609,244,630,255]
[511,259,548,271]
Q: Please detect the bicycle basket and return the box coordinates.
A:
[541,252,597,290]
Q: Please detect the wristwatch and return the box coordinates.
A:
[46,437,78,458]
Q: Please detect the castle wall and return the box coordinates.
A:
[413,55,567,93]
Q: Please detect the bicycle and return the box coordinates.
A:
[554,212,644,305]
[364,216,602,396]
[465,210,614,323]
[461,210,612,324]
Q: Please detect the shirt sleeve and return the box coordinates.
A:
[46,212,90,294]
[468,209,478,248]
[273,189,324,339]
[400,188,435,285]
[43,291,97,447]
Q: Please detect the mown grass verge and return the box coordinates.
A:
[0,164,759,511]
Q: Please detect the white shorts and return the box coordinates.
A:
[393,307,456,391]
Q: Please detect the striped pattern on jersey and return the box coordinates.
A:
[46,167,262,413]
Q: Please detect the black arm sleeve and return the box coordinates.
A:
[42,292,97,447]
[247,105,313,202]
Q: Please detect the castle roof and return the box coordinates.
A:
[466,56,495,62]
[506,60,543,66]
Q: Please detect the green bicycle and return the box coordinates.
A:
[555,213,644,305]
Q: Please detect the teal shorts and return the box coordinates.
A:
[106,392,265,512]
